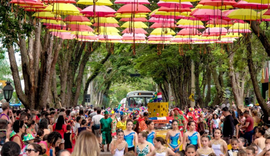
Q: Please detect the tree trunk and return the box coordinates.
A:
[245,33,270,122]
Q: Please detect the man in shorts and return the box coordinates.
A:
[100,111,112,152]
[91,108,104,145]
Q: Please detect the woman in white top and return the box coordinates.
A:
[110,129,128,156]
[147,137,175,156]
[210,128,228,156]
[210,114,220,135]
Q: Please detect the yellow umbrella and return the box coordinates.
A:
[121,22,148,28]
[225,33,243,38]
[207,23,233,28]
[92,17,118,23]
[177,19,204,26]
[147,40,171,44]
[98,32,121,36]
[150,28,176,35]
[174,35,200,38]
[230,23,251,29]
[227,9,259,21]
[40,19,66,25]
[115,13,148,18]
[77,0,113,6]
[49,29,68,32]
[196,4,234,9]
[44,4,80,15]
[260,9,270,20]
[150,9,159,16]
[65,21,92,25]
[96,27,120,33]
[162,0,199,3]
[32,12,61,19]
[246,0,270,4]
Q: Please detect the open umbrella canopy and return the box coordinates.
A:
[96,27,120,33]
[10,0,44,5]
[64,15,91,22]
[117,4,151,13]
[199,0,236,6]
[122,28,148,34]
[202,27,228,36]
[191,9,222,21]
[77,0,113,6]
[150,28,176,35]
[150,22,176,28]
[115,0,150,4]
[115,13,148,18]
[157,1,193,8]
[233,0,269,9]
[149,17,175,23]
[44,4,80,15]
[81,5,116,17]
[92,23,119,27]
[43,0,76,3]
[92,17,118,23]
[177,28,202,36]
[67,24,94,31]
[195,4,234,9]
[121,22,148,28]
[120,17,148,22]
[227,9,259,20]
[158,7,191,12]
[33,12,62,20]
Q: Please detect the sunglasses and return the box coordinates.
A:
[25,149,37,152]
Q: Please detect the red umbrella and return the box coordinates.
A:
[158,7,191,12]
[177,24,205,29]
[43,0,76,3]
[199,0,236,6]
[221,10,235,21]
[81,6,116,17]
[10,0,43,5]
[177,28,201,36]
[207,19,234,25]
[115,0,150,4]
[150,22,176,28]
[64,15,91,22]
[67,24,94,32]
[122,28,148,34]
[191,9,222,21]
[120,17,148,22]
[92,23,119,27]
[234,1,269,9]
[117,4,151,13]
[47,25,67,30]
[149,17,175,23]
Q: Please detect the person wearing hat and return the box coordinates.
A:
[100,111,112,152]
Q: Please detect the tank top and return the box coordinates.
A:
[11,134,24,149]
[170,133,180,147]
[212,144,223,156]
[124,132,135,148]
[64,132,72,149]
[136,144,149,156]
[0,113,9,121]
[155,147,167,156]
[146,131,155,145]
[188,132,198,145]
[114,147,125,156]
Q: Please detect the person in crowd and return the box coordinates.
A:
[197,135,215,156]
[47,131,62,156]
[183,121,201,150]
[246,146,256,156]
[117,114,127,130]
[73,116,81,134]
[173,108,186,134]
[210,128,228,156]
[71,131,100,156]
[139,112,148,132]
[100,111,112,152]
[56,150,71,156]
[39,118,51,136]
[25,143,46,156]
[145,120,155,145]
[241,110,254,146]
[254,127,266,152]
[238,149,247,156]
[238,138,246,150]
[227,138,239,156]
[185,145,197,156]
[252,110,260,129]
[53,115,67,139]
[166,120,182,152]
[111,110,118,139]
[136,131,154,156]
[250,143,259,155]
[1,141,21,156]
[27,120,37,137]
[222,107,235,144]
[0,102,15,123]
[91,108,104,145]
[77,119,88,136]
[124,119,138,152]
[64,125,73,153]
[11,120,26,149]
[110,129,128,156]
[147,137,175,156]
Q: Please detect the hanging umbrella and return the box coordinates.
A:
[44,4,80,15]
[121,22,148,28]
[43,0,76,3]
[157,1,193,8]
[150,28,176,35]
[202,27,228,36]
[115,13,148,18]
[92,17,118,23]
[96,27,120,33]
[117,4,151,13]
[10,0,43,6]
[67,24,94,32]
[162,0,200,3]
[149,17,175,23]
[191,9,222,21]
[227,9,259,20]
[261,9,270,21]
[122,28,148,34]
[32,12,62,20]
[77,0,113,6]
[176,19,205,29]
[233,1,269,9]
[92,23,119,27]
[120,17,148,22]
[64,15,91,22]
[150,22,176,28]
[206,19,234,27]
[115,0,150,4]
[195,4,234,9]
[158,7,191,12]
[81,6,116,17]
[177,28,202,36]
[199,0,236,6]
[41,19,66,27]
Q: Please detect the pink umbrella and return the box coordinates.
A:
[191,9,222,21]
[67,24,94,32]
[117,4,151,13]
[46,25,67,30]
[202,27,227,36]
[148,36,173,41]
[64,15,91,22]
[158,7,191,12]
[148,35,173,38]
[149,17,175,23]
[151,22,176,28]
[233,1,269,9]
[122,33,146,40]
[177,25,205,29]
[81,6,116,17]
[98,35,122,40]
[172,38,193,43]
[51,32,75,40]
[122,28,148,34]
[151,14,182,19]
[120,17,148,22]
[221,10,235,21]
[77,35,97,40]
[115,0,150,4]
[157,1,193,8]
[199,0,236,6]
[228,29,252,33]
[177,28,201,36]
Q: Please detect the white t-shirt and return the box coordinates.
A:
[92,114,104,125]
[73,122,80,133]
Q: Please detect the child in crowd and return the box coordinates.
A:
[246,146,256,156]
[237,150,247,156]
[238,138,246,150]
[228,138,239,156]
[197,135,215,156]
[64,125,73,153]
[210,129,228,156]
[175,151,184,156]
[254,127,266,152]
[185,145,197,156]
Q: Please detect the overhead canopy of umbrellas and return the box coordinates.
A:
[10,0,270,44]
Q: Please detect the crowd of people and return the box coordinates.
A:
[0,101,269,156]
